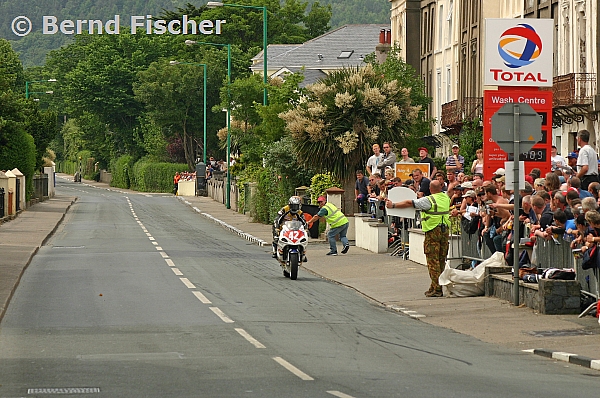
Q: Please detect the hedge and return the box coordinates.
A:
[130,160,188,193]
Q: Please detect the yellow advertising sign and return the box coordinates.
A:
[394,162,431,181]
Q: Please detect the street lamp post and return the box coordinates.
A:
[185,40,232,209]
[25,79,57,99]
[169,61,208,164]
[207,1,267,106]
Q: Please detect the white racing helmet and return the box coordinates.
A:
[288,196,302,214]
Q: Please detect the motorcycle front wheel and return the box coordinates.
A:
[289,252,299,280]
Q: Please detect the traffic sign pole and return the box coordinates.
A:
[512,105,521,307]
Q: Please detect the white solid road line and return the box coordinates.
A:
[180,278,196,289]
[171,268,183,276]
[234,328,266,349]
[192,291,212,304]
[165,259,175,267]
[209,307,234,323]
[327,391,356,398]
[272,357,314,381]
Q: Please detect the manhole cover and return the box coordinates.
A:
[28,387,100,394]
[527,329,595,337]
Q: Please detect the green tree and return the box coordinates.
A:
[304,1,332,37]
[135,60,206,170]
[458,118,483,171]
[0,39,38,196]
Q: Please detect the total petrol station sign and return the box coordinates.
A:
[484,19,553,87]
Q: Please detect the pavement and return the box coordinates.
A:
[1,174,599,371]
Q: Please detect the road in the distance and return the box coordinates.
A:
[0,178,598,397]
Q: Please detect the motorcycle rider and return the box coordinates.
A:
[273,196,308,261]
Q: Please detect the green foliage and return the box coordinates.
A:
[281,63,425,182]
[61,119,84,161]
[0,39,24,91]
[309,172,341,203]
[234,163,264,216]
[458,118,483,174]
[252,167,293,224]
[263,136,313,188]
[135,60,208,170]
[134,116,169,162]
[76,150,93,178]
[258,72,305,143]
[55,160,77,175]
[433,157,447,175]
[305,0,389,28]
[131,159,188,192]
[0,128,36,197]
[110,155,135,189]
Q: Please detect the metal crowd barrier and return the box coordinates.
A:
[385,213,598,297]
[534,236,599,298]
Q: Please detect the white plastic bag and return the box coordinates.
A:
[439,252,506,297]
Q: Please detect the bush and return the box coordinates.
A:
[309,173,342,204]
[110,155,135,189]
[0,128,36,200]
[131,159,188,193]
[252,167,292,224]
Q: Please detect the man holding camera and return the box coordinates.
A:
[481,185,511,253]
[386,180,450,297]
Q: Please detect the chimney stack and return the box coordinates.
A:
[376,28,392,64]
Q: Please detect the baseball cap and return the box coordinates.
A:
[452,144,459,148]
[317,196,326,203]
[417,147,428,153]
[461,181,473,189]
[493,167,505,176]
[462,190,476,198]
[568,152,578,159]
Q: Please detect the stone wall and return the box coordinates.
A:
[539,279,581,315]
[485,268,581,315]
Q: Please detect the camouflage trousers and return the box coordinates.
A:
[423,225,450,292]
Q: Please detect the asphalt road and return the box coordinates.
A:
[1,178,599,397]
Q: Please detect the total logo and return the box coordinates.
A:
[497,24,542,68]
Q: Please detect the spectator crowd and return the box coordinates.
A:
[355,130,600,272]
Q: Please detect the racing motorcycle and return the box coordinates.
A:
[275,220,309,280]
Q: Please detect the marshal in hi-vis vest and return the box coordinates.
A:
[322,202,348,228]
[420,192,451,232]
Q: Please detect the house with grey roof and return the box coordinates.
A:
[250,24,391,86]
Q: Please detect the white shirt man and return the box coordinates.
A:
[576,129,599,190]
[366,144,384,176]
[550,145,566,170]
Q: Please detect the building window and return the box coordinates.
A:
[447,0,453,46]
[446,66,451,102]
[438,5,444,49]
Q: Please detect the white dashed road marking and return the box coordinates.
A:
[272,357,314,380]
[192,291,212,304]
[327,391,356,398]
[180,278,196,289]
[235,328,266,348]
[210,307,234,323]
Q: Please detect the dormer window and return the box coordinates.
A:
[338,50,354,59]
